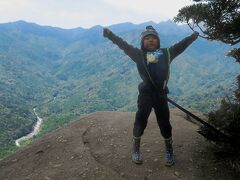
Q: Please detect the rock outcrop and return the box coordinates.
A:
[0,109,237,179]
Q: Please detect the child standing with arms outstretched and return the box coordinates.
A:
[103,25,199,166]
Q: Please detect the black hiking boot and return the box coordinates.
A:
[164,137,175,167]
[132,136,143,164]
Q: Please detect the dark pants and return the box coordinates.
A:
[133,92,172,139]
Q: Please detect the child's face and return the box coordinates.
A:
[143,35,159,51]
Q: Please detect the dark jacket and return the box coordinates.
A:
[105,31,198,94]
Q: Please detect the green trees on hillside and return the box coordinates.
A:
[0,20,238,160]
[175,0,240,148]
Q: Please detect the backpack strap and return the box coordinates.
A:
[163,48,171,90]
[141,51,158,89]
[141,48,171,91]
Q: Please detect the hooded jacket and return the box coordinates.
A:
[105,30,198,95]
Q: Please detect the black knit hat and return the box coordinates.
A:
[140,25,160,49]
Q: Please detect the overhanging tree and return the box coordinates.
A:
[174,0,240,148]
[174,0,240,62]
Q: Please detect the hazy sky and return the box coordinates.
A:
[0,0,193,29]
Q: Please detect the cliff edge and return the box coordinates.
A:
[0,109,237,179]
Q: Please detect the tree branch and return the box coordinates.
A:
[187,22,208,39]
[231,38,240,45]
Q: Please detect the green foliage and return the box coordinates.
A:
[208,75,240,141]
[0,144,17,160]
[208,98,240,136]
[175,0,240,149]
[39,113,80,136]
[174,0,240,62]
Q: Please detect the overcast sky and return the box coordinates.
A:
[0,0,193,29]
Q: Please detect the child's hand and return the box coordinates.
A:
[192,31,199,39]
[103,28,111,37]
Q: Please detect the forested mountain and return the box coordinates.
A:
[0,20,239,159]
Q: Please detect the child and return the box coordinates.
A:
[103,25,199,166]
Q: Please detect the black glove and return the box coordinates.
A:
[103,28,111,37]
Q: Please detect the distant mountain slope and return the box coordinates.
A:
[0,20,239,159]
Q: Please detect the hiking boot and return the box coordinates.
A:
[132,136,143,164]
[164,137,175,167]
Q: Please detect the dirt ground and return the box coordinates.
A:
[0,109,239,180]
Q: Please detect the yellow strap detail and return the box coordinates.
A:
[167,48,171,63]
[166,48,171,85]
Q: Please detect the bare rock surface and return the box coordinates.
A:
[0,109,238,179]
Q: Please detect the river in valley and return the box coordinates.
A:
[15,108,43,147]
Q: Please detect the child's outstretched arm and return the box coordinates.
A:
[103,28,140,62]
[169,31,199,61]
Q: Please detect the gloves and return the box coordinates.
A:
[103,28,112,37]
[192,31,199,39]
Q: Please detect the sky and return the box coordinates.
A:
[0,0,193,29]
